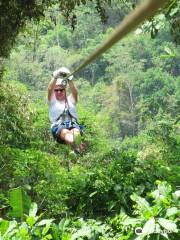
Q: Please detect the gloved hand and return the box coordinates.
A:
[53,67,73,80]
[53,69,61,79]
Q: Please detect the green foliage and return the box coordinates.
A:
[4,50,48,89]
[0,205,112,240]
[9,187,31,220]
[163,0,180,44]
[0,0,45,57]
[0,182,178,240]
[1,138,178,220]
[62,218,112,240]
[0,202,55,240]
[136,68,178,119]
[0,81,33,147]
[110,181,179,240]
[0,0,113,58]
[101,33,179,138]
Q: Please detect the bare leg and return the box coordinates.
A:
[59,128,81,144]
[59,129,74,145]
[59,128,85,153]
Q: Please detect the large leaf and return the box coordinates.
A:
[163,46,176,57]
[59,218,70,235]
[166,207,178,217]
[173,190,180,200]
[123,217,141,226]
[142,218,155,236]
[71,226,92,240]
[9,187,31,219]
[3,220,17,238]
[135,236,144,240]
[0,219,9,235]
[29,202,38,217]
[158,218,178,233]
[157,182,172,197]
[37,219,54,226]
[131,193,151,213]
[26,216,37,227]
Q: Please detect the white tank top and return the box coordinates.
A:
[48,95,78,124]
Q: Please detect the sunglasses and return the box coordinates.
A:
[54,89,65,93]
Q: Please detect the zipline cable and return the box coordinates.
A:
[65,0,169,80]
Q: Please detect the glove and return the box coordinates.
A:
[55,78,67,87]
[53,67,73,80]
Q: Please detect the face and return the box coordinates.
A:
[54,85,66,100]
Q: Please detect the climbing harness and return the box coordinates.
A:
[56,90,78,124]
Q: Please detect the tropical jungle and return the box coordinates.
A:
[0,0,179,239]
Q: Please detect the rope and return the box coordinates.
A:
[66,0,169,79]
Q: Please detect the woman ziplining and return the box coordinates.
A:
[48,67,84,153]
[47,0,168,150]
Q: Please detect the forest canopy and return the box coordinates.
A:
[0,0,179,59]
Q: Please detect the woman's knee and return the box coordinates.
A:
[59,129,70,140]
[58,128,80,144]
[70,128,80,134]
[60,129,74,144]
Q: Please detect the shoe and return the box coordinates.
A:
[73,143,86,154]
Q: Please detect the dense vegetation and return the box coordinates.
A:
[0,0,179,58]
[0,0,180,239]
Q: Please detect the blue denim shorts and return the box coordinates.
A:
[51,120,80,144]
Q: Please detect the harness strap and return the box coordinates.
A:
[56,94,77,122]
[56,109,77,122]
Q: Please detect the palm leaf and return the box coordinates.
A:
[9,187,31,219]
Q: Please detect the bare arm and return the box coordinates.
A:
[68,80,78,103]
[48,77,57,101]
